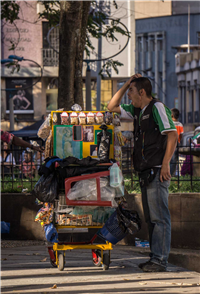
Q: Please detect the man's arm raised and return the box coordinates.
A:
[107,73,141,113]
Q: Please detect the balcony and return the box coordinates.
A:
[41,48,59,67]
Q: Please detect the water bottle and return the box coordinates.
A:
[110,163,121,187]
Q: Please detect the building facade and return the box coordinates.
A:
[175,49,200,132]
[135,13,200,110]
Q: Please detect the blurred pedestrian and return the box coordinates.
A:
[1,129,44,152]
[170,108,184,176]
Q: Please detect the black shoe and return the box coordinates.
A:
[142,261,167,272]
[138,260,150,269]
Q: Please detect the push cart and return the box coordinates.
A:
[45,110,119,271]
[47,169,114,271]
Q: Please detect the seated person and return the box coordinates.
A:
[0,142,16,177]
[19,151,36,178]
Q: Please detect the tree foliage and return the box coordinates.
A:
[1,1,131,109]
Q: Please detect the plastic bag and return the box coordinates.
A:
[44,223,58,243]
[113,114,121,126]
[1,221,10,233]
[67,177,109,200]
[97,124,111,160]
[67,177,116,206]
[37,114,51,141]
[71,104,82,111]
[116,204,141,235]
[32,173,58,203]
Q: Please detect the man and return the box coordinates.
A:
[1,129,44,152]
[108,74,178,272]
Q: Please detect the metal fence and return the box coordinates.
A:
[1,146,44,193]
[1,142,200,193]
[121,140,200,190]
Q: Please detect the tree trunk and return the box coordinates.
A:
[74,1,91,109]
[58,1,91,110]
[58,1,82,110]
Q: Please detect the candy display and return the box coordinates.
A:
[95,112,104,124]
[78,112,87,125]
[87,112,95,124]
[70,112,79,125]
[60,112,69,125]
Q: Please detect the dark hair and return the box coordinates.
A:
[171,108,180,120]
[130,77,152,97]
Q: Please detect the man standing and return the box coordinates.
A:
[108,75,178,272]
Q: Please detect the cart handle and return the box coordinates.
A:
[65,170,112,206]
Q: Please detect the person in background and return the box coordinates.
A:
[0,142,16,176]
[19,151,36,179]
[108,74,177,272]
[35,150,45,170]
[1,130,44,152]
[170,108,184,176]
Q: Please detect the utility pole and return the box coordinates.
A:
[188,4,190,53]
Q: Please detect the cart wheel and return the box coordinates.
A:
[58,253,65,271]
[92,250,102,267]
[103,253,110,271]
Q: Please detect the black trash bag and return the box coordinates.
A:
[32,172,58,203]
[116,204,141,234]
[97,123,112,160]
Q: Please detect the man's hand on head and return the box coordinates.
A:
[128,73,142,85]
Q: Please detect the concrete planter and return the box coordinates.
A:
[1,193,200,249]
[121,193,200,249]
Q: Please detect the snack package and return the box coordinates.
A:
[95,112,104,124]
[79,112,86,125]
[70,112,79,125]
[45,130,52,159]
[115,127,125,147]
[37,114,51,141]
[105,111,113,125]
[87,112,95,125]
[114,146,122,169]
[113,114,121,126]
[60,112,69,125]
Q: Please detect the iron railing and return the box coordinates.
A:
[1,141,200,193]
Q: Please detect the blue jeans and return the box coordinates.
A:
[141,169,171,266]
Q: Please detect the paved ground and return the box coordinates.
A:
[1,244,200,294]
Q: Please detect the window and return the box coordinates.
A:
[197,32,200,45]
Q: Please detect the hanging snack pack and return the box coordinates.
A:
[70,112,79,125]
[87,112,95,125]
[60,112,69,125]
[105,112,113,125]
[97,123,112,160]
[79,112,86,125]
[95,112,104,124]
[37,114,51,140]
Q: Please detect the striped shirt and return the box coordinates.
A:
[120,102,176,134]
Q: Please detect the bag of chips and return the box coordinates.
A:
[87,112,95,125]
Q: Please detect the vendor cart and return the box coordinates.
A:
[46,110,121,271]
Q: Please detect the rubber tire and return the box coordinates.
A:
[92,250,102,267]
[103,253,110,271]
[50,257,57,268]
[58,253,65,271]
